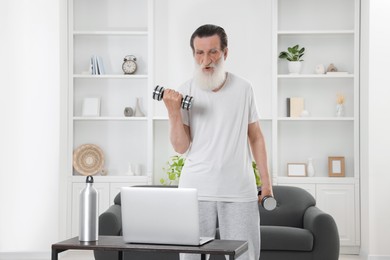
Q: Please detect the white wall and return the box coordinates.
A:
[367,0,390,258]
[0,0,60,255]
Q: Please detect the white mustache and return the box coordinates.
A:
[201,62,215,69]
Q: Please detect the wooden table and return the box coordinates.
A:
[52,236,248,260]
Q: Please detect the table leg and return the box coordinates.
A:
[51,250,58,260]
[51,249,67,260]
[118,251,123,260]
[201,254,206,260]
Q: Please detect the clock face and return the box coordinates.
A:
[122,60,137,74]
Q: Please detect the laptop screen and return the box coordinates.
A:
[121,187,202,246]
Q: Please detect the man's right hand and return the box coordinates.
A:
[162,89,183,115]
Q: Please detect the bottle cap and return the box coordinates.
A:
[86,175,94,183]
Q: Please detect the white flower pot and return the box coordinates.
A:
[288,61,302,74]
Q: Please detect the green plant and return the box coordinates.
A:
[160,155,263,187]
[160,155,185,185]
[278,44,305,62]
[252,161,263,187]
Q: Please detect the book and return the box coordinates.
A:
[96,56,105,75]
[286,98,290,117]
[290,97,304,117]
[92,55,97,75]
[89,55,106,75]
[89,56,94,75]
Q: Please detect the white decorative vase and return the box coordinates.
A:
[315,64,325,74]
[336,104,345,117]
[307,158,315,177]
[288,61,302,74]
[126,163,135,176]
[134,97,145,117]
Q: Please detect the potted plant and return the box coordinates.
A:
[278,44,305,74]
[160,155,185,185]
[160,155,263,187]
[252,161,263,187]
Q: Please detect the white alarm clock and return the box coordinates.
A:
[122,55,137,74]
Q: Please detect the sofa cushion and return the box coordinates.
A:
[261,226,313,252]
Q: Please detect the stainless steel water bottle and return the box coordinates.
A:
[79,175,98,241]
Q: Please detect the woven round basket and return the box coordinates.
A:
[73,144,105,176]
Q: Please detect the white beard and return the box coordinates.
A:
[193,57,226,91]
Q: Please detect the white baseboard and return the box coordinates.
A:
[0,251,94,260]
[368,256,390,260]
[341,246,361,255]
[0,252,50,260]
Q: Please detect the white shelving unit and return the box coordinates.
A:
[66,0,154,237]
[63,0,362,252]
[272,0,360,253]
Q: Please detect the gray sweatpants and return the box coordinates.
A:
[181,200,260,260]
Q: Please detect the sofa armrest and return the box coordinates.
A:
[303,206,340,260]
[99,204,122,236]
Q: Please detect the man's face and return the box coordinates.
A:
[193,35,227,75]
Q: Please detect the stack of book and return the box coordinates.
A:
[286,97,304,117]
[89,55,105,75]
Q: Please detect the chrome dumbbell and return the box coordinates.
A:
[152,85,193,110]
[258,187,277,211]
[261,195,277,211]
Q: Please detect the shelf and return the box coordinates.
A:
[152,117,274,121]
[277,30,354,35]
[153,117,169,121]
[278,74,354,79]
[70,175,151,183]
[73,117,148,121]
[278,117,354,121]
[73,29,148,36]
[73,74,148,79]
[277,176,357,184]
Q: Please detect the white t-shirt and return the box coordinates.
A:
[178,72,260,202]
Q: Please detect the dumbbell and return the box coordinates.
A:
[258,187,277,211]
[152,85,193,110]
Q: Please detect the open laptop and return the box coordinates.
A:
[121,187,214,246]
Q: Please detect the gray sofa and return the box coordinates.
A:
[94,185,339,260]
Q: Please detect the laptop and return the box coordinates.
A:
[121,187,214,246]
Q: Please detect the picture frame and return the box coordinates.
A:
[287,163,307,177]
[82,97,101,117]
[328,156,345,177]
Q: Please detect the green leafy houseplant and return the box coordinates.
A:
[278,44,305,61]
[252,161,263,187]
[160,155,263,187]
[160,155,185,185]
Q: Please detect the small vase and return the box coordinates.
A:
[134,97,145,117]
[336,104,345,117]
[288,61,302,74]
[307,158,315,177]
[126,163,135,176]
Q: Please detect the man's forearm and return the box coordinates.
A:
[248,122,272,194]
[251,137,272,190]
[169,112,191,154]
